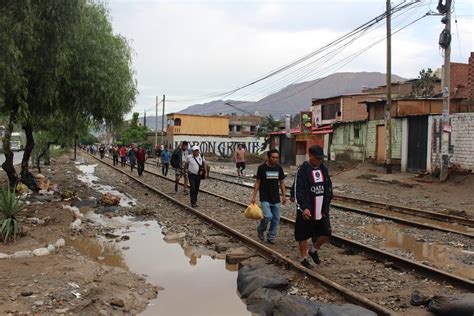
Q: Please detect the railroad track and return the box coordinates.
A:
[202,169,474,238]
[86,153,472,315]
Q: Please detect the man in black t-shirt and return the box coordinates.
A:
[251,149,286,244]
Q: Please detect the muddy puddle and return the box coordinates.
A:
[365,223,474,280]
[76,163,137,207]
[68,217,250,315]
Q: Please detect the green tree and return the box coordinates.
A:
[1,0,136,186]
[121,113,148,145]
[411,68,439,98]
[257,115,281,137]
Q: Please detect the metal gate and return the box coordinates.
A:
[280,135,296,165]
[407,116,428,171]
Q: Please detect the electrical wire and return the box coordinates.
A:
[166,0,419,103]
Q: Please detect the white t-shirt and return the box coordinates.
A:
[186,154,205,175]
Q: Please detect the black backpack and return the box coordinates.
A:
[170,150,180,168]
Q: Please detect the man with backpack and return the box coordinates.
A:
[171,141,191,194]
[184,145,207,207]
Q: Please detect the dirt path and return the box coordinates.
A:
[0,156,157,315]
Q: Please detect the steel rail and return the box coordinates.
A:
[203,169,474,237]
[87,153,395,316]
[127,157,474,291]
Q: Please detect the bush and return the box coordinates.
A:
[0,186,24,243]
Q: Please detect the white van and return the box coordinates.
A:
[10,132,23,151]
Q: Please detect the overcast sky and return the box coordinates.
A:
[106,0,474,116]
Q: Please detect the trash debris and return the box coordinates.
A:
[101,193,121,206]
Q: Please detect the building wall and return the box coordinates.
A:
[431,113,474,171]
[341,95,378,122]
[366,119,402,160]
[451,63,469,99]
[167,114,229,136]
[330,122,367,161]
[295,134,325,166]
[169,135,265,158]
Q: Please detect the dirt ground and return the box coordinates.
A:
[1,153,471,315]
[210,159,474,218]
[0,156,157,315]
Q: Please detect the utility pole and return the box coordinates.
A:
[154,96,158,157]
[161,94,166,146]
[385,0,392,174]
[439,0,451,181]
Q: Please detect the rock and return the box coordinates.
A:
[411,290,431,306]
[0,253,10,259]
[273,295,320,316]
[72,199,97,208]
[47,244,56,253]
[428,293,474,315]
[237,265,289,299]
[163,232,186,242]
[21,291,33,297]
[98,309,108,316]
[318,304,377,316]
[226,253,253,265]
[70,219,82,232]
[110,298,125,308]
[55,238,65,248]
[55,308,69,314]
[32,248,50,257]
[122,246,130,250]
[214,243,230,252]
[226,247,253,264]
[12,250,33,259]
[246,288,283,315]
[33,300,44,307]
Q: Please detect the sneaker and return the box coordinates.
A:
[257,230,265,241]
[309,250,321,265]
[183,190,189,195]
[266,239,275,245]
[301,258,312,269]
[191,203,197,208]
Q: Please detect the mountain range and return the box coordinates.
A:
[178,72,406,118]
[139,71,406,129]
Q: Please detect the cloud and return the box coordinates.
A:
[107,0,474,115]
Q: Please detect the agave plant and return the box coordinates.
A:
[0,186,24,243]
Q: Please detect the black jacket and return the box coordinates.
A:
[291,162,332,217]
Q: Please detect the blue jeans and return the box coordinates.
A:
[257,201,281,241]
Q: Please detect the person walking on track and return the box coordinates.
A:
[251,149,286,244]
[184,146,208,208]
[171,141,191,194]
[234,143,246,179]
[292,145,333,269]
[161,146,171,176]
[136,144,146,176]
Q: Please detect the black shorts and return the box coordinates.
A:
[294,211,331,241]
[236,162,246,170]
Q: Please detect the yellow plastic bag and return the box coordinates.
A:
[244,203,264,220]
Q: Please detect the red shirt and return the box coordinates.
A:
[136,148,146,161]
[119,147,127,157]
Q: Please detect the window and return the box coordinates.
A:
[354,123,361,139]
[174,118,182,126]
[236,125,242,132]
[322,103,341,120]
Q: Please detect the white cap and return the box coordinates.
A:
[191,145,200,151]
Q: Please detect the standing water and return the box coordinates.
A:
[72,162,251,315]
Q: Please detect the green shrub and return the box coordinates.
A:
[0,186,24,243]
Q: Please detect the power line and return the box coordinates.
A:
[167,0,419,104]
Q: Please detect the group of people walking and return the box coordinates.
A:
[84,140,331,269]
[251,144,332,269]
